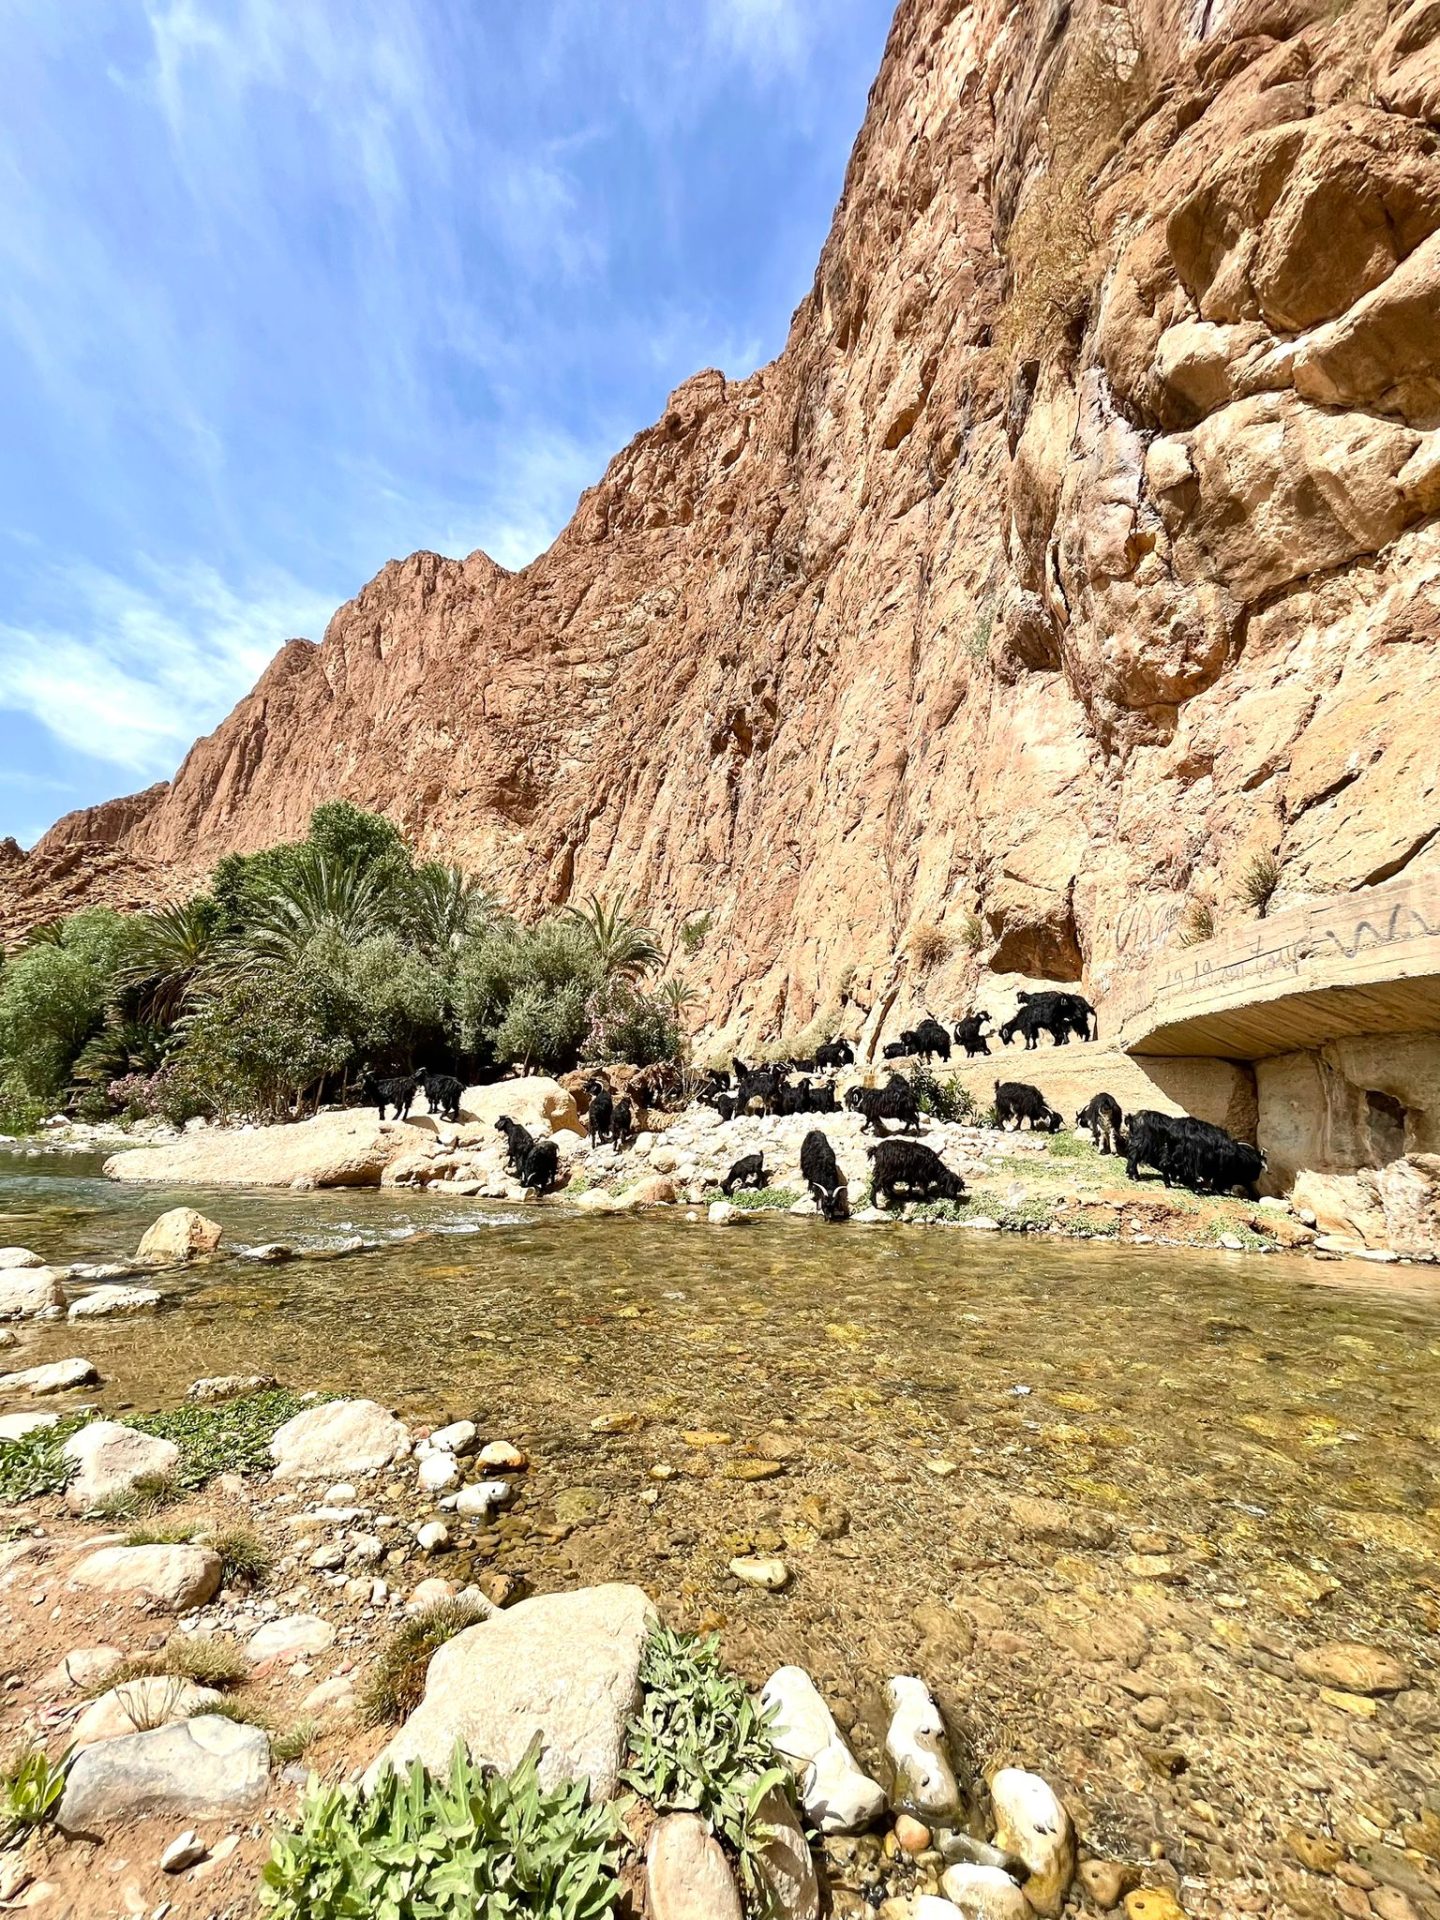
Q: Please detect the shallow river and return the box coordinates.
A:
[4,1147,1440,1909]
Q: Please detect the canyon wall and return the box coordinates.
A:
[5,0,1440,1047]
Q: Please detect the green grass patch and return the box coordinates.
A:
[94,1633,249,1696]
[0,1414,93,1506]
[360,1598,489,1729]
[130,1388,323,1489]
[0,1746,70,1841]
[1045,1130,1097,1161]
[907,1198,970,1224]
[725,1187,799,1212]
[1196,1217,1272,1252]
[623,1625,792,1912]
[262,1741,621,1920]
[994,1198,1056,1232]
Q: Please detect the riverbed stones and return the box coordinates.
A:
[70,1544,223,1613]
[417,1450,461,1493]
[0,1411,58,1443]
[67,1285,163,1320]
[478,1439,526,1470]
[160,1830,207,1874]
[884,1676,960,1821]
[368,1582,652,1797]
[708,1201,750,1225]
[646,1812,744,1920]
[187,1372,276,1403]
[1007,1495,1113,1549]
[269,1398,409,1479]
[1293,1641,1409,1694]
[762,1666,885,1833]
[0,1356,98,1395]
[455,1479,512,1518]
[940,1863,1032,1920]
[73,1677,223,1747]
[0,1249,42,1269]
[431,1419,477,1455]
[0,1266,66,1319]
[136,1207,223,1265]
[57,1715,270,1836]
[990,1768,1075,1916]
[62,1421,180,1511]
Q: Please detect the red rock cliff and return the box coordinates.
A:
[6,0,1440,1041]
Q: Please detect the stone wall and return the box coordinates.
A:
[1255,1030,1440,1188]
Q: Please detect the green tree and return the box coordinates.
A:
[0,909,136,1102]
[407,862,494,958]
[564,890,662,982]
[173,967,353,1120]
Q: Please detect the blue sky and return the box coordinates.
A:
[0,0,895,846]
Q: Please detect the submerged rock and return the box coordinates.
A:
[67,1286,162,1320]
[58,1715,269,1836]
[762,1666,885,1833]
[939,1864,1031,1919]
[1293,1641,1409,1695]
[0,1356,98,1395]
[0,1267,66,1320]
[729,1555,790,1591]
[186,1372,276,1403]
[367,1582,652,1798]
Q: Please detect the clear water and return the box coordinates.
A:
[4,1147,1439,1898]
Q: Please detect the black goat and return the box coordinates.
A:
[808,1080,840,1114]
[1001,991,1097,1048]
[714,1093,737,1122]
[609,1097,635,1150]
[495,1114,538,1176]
[954,1012,992,1057]
[585,1079,615,1142]
[494,1114,559,1193]
[1126,1111,1265,1197]
[364,1072,422,1121]
[721,1152,768,1196]
[900,1017,951,1063]
[845,1075,921,1135]
[994,1080,1063,1132]
[814,1040,855,1071]
[800,1129,849,1220]
[867,1137,967,1210]
[419,1069,464,1121]
[1076,1092,1124,1154]
[883,1040,910,1060]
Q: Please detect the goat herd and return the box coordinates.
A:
[357,980,1266,1220]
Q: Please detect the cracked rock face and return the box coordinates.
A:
[5,0,1439,1034]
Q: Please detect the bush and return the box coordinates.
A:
[361,1598,489,1727]
[171,971,353,1121]
[262,1742,621,1920]
[0,1748,70,1840]
[0,909,136,1104]
[679,912,713,956]
[911,1069,978,1124]
[909,923,955,969]
[584,979,681,1068]
[1178,900,1215,948]
[1237,852,1280,916]
[623,1626,791,1910]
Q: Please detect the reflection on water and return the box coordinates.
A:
[4,1148,1440,1899]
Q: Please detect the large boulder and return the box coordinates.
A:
[0,1248,43,1269]
[69,1544,222,1613]
[107,1109,420,1190]
[269,1398,409,1479]
[1291,1169,1390,1249]
[0,1266,66,1319]
[57,1715,269,1836]
[72,1677,222,1747]
[63,1422,180,1512]
[136,1208,222,1265]
[368,1583,653,1798]
[457,1076,584,1138]
[1375,1154,1440,1258]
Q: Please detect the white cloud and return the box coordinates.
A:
[0,558,337,776]
[702,0,811,76]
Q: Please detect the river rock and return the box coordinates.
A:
[186,1372,276,1403]
[0,1267,66,1319]
[67,1286,163,1320]
[461,1075,583,1138]
[299,1675,357,1724]
[729,1555,790,1591]
[73,1677,223,1747]
[269,1398,409,1478]
[368,1582,652,1798]
[62,1421,180,1511]
[646,1812,744,1920]
[431,1419,478,1455]
[884,1675,960,1820]
[238,1243,296,1264]
[455,1479,513,1518]
[1007,1495,1113,1549]
[941,1863,1032,1919]
[478,1439,526,1470]
[417,1450,461,1493]
[708,1201,750,1225]
[40,1646,125,1694]
[915,1903,967,1920]
[0,1249,42,1270]
[69,1544,223,1613]
[57,1715,269,1836]
[755,1787,820,1920]
[1293,1641,1409,1694]
[761,1666,885,1832]
[160,1830,207,1873]
[107,1109,420,1190]
[247,1614,336,1666]
[0,1356,98,1395]
[990,1767,1075,1917]
[628,1174,678,1207]
[136,1207,223,1265]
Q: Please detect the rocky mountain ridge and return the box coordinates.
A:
[6,0,1440,1046]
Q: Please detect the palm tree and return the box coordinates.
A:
[407,862,495,956]
[219,846,393,972]
[119,898,221,1024]
[563,890,661,982]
